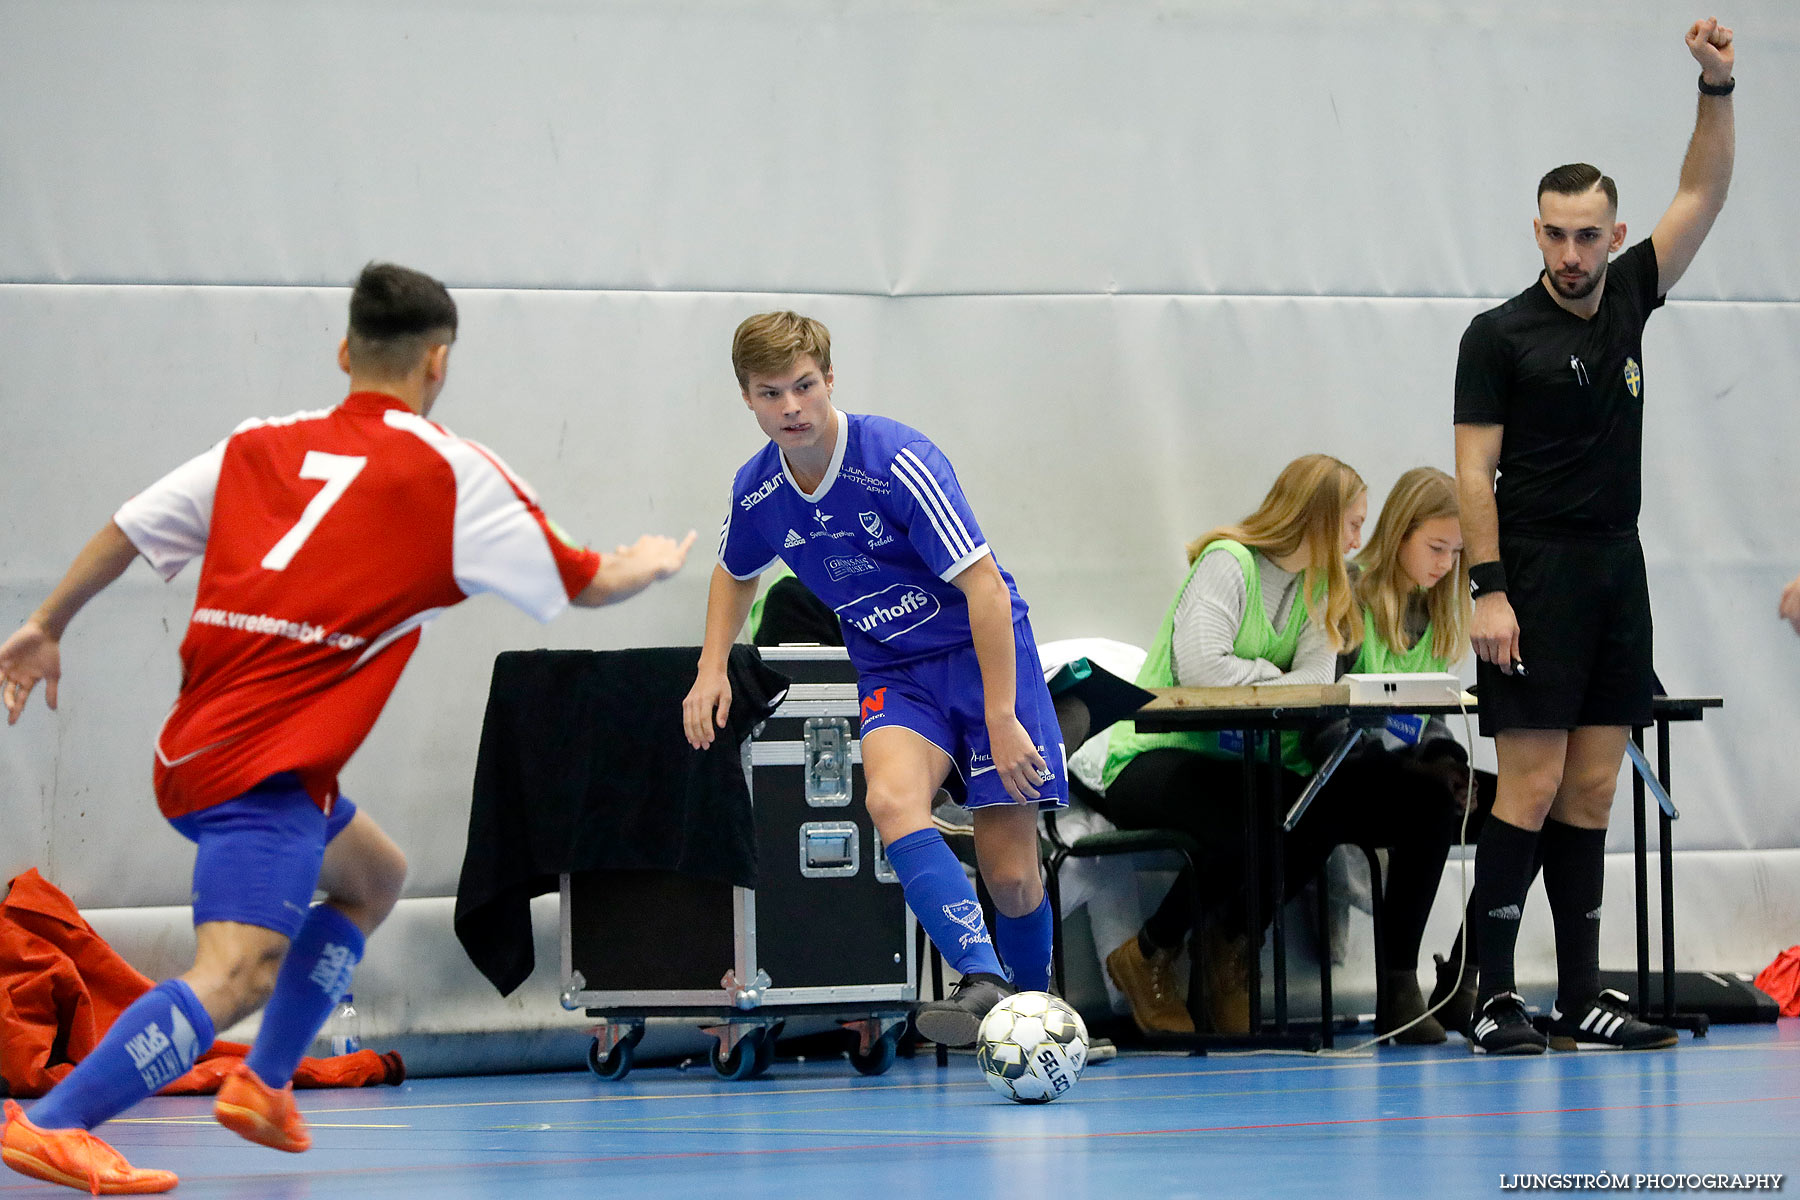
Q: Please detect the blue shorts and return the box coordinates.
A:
[169,774,359,938]
[855,619,1069,811]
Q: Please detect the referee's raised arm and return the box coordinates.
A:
[1650,17,1736,296]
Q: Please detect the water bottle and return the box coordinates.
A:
[328,993,362,1055]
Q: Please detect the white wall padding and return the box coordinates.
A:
[2,2,1795,299]
[4,2,1799,1016]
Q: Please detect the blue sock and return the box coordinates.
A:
[29,980,215,1131]
[993,892,1053,993]
[885,828,1003,979]
[245,904,364,1087]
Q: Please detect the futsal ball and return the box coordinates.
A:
[975,991,1088,1104]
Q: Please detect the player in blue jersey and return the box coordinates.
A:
[682,311,1068,1046]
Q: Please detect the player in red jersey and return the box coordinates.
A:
[0,263,694,1194]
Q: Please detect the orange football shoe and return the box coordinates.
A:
[2,1100,178,1195]
[212,1063,311,1153]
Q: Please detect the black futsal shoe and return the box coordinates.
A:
[1541,989,1678,1051]
[915,972,1015,1048]
[1470,992,1548,1056]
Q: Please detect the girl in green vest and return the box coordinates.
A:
[1335,465,1490,1043]
[1093,454,1367,1036]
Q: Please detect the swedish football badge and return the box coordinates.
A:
[1623,357,1642,398]
[860,511,883,539]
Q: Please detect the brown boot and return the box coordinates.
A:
[1199,917,1251,1035]
[1105,937,1195,1034]
[1376,969,1447,1045]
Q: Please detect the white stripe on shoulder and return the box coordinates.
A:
[891,448,973,558]
[383,410,568,622]
[231,407,336,434]
[895,448,976,552]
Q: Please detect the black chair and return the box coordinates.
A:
[1040,790,1212,1031]
[1042,785,1390,1048]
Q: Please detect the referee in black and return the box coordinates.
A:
[1452,17,1736,1055]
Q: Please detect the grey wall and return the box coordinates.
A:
[4,1,1798,979]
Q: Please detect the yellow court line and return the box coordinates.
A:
[476,1057,1796,1136]
[118,1036,1798,1122]
[121,1118,411,1129]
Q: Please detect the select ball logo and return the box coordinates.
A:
[976,991,1089,1104]
[1035,1046,1073,1095]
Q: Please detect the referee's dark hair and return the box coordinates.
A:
[347,262,458,379]
[1537,163,1618,212]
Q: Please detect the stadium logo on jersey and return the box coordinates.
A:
[1623,357,1642,398]
[739,474,783,511]
[842,584,941,642]
[783,529,805,549]
[859,512,883,539]
[824,553,878,582]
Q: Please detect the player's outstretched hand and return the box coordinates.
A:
[619,530,698,583]
[1470,593,1523,675]
[1779,573,1800,636]
[1686,16,1734,81]
[988,712,1048,804]
[580,530,699,608]
[683,668,733,750]
[0,620,60,725]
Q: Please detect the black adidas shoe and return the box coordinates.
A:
[1541,989,1678,1051]
[915,972,1014,1048]
[1470,992,1548,1056]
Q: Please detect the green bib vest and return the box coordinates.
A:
[1101,540,1316,785]
[1349,605,1445,675]
[1348,604,1449,745]
[746,563,796,641]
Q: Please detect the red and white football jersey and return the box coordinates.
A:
[112,391,601,819]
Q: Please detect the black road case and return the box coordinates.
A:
[561,646,916,1080]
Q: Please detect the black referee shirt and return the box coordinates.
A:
[1454,238,1665,538]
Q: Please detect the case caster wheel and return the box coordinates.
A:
[713,1027,765,1081]
[586,1026,643,1081]
[750,1020,783,1078]
[848,1028,898,1076]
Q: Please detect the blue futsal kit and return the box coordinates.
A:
[717,409,1067,812]
[717,407,1063,993]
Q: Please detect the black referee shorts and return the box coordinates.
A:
[1475,533,1654,735]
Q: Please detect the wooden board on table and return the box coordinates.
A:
[1141,683,1350,711]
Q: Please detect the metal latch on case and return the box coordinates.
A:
[799,821,860,877]
[804,716,854,806]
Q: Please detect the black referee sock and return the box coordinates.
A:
[1471,816,1541,1000]
[1540,817,1608,1015]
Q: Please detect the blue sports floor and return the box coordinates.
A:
[6,1023,1794,1198]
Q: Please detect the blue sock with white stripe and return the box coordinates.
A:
[993,892,1053,993]
[245,903,364,1086]
[885,829,1004,979]
[28,979,215,1131]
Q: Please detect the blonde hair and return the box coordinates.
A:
[732,311,833,390]
[1187,454,1365,654]
[1353,466,1469,662]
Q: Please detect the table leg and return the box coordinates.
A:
[1657,719,1676,1022]
[1267,729,1287,1034]
[1242,730,1264,1036]
[1632,726,1650,1016]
